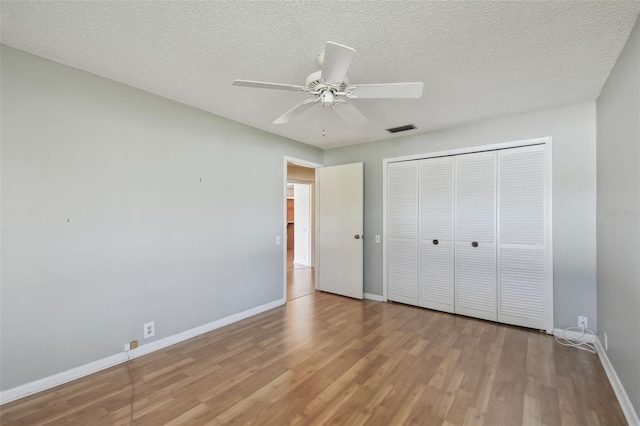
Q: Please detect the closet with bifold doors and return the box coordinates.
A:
[385,142,551,332]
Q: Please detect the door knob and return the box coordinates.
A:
[471,241,478,247]
[433,239,439,245]
[354,235,361,239]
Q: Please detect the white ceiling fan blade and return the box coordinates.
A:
[321,42,356,84]
[233,80,307,92]
[350,82,424,99]
[333,102,368,126]
[273,99,317,124]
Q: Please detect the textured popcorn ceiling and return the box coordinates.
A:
[1,2,639,149]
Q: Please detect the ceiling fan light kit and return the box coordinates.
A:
[233,41,424,126]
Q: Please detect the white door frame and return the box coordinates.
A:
[284,157,322,302]
[382,136,554,332]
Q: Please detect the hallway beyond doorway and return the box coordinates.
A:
[287,248,315,301]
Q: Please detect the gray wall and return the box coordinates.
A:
[596,15,640,415]
[0,46,323,390]
[324,102,597,331]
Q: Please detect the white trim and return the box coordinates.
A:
[382,137,553,331]
[285,157,323,169]
[364,292,385,302]
[284,157,322,301]
[0,352,127,406]
[595,338,640,426]
[129,298,285,359]
[543,140,554,333]
[382,137,550,164]
[0,297,285,405]
[382,158,389,301]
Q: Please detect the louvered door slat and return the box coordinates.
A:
[387,162,418,305]
[456,244,496,320]
[387,162,418,239]
[455,152,497,321]
[418,157,454,312]
[498,146,546,329]
[388,238,418,305]
[456,153,496,243]
[419,158,454,240]
[500,148,544,244]
[419,240,454,312]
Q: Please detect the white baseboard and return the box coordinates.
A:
[0,352,128,406]
[552,328,597,343]
[594,338,640,426]
[364,293,385,302]
[0,298,285,405]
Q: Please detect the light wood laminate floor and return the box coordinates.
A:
[0,292,625,425]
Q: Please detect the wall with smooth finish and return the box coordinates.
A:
[0,45,323,390]
[324,102,597,330]
[596,15,640,415]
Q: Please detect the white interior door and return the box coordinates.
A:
[293,184,311,266]
[419,157,455,313]
[387,161,419,305]
[316,163,364,299]
[455,151,497,322]
[498,145,546,329]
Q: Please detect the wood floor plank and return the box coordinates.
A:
[0,292,626,425]
[540,383,561,426]
[383,383,427,426]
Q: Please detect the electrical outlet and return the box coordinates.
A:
[144,321,155,339]
[375,235,381,243]
[578,316,588,329]
[604,332,608,351]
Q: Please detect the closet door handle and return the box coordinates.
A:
[432,239,439,245]
[471,241,478,247]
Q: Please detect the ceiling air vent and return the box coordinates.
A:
[386,124,417,134]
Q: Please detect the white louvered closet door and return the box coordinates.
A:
[498,146,546,329]
[387,161,418,305]
[455,152,497,322]
[418,157,455,313]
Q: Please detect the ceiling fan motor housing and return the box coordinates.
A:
[305,71,349,95]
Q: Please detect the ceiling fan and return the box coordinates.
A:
[232,42,424,126]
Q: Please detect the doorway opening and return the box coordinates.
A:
[286,162,317,301]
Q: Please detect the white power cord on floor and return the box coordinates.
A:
[125,350,136,425]
[554,325,597,354]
